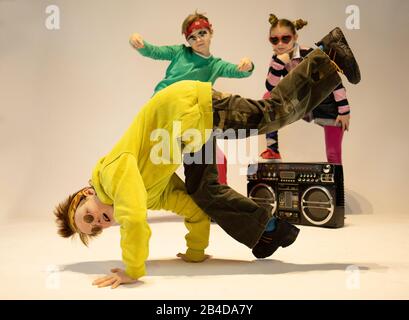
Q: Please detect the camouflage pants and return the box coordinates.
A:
[184,49,342,248]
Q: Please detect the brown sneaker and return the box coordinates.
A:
[316,27,361,84]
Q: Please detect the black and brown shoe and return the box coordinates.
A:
[316,27,361,84]
[252,219,300,259]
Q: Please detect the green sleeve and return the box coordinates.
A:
[102,153,151,280]
[159,174,210,261]
[217,59,254,79]
[137,41,182,61]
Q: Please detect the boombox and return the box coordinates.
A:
[247,162,345,228]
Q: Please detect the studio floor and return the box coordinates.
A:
[1,213,408,300]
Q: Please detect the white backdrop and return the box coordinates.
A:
[0,0,408,221]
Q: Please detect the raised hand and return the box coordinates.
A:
[129,33,145,49]
[237,57,253,72]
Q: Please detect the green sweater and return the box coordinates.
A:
[90,81,214,280]
[137,41,253,93]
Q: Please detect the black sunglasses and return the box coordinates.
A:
[269,35,293,45]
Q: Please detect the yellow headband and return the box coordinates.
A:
[68,189,87,233]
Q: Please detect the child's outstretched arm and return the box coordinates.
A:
[129,32,181,61]
[237,57,254,72]
[217,58,254,79]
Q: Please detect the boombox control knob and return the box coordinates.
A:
[323,164,331,174]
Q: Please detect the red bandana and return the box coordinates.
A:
[184,19,212,38]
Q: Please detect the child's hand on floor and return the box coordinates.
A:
[177,252,211,263]
[237,57,253,72]
[129,33,144,49]
[92,268,138,289]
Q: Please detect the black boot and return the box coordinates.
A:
[316,27,361,84]
[252,218,300,259]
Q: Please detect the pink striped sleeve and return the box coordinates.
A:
[333,87,350,114]
[267,72,281,86]
[333,87,347,101]
[271,61,285,70]
[338,106,350,114]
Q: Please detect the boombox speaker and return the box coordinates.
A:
[247,162,345,228]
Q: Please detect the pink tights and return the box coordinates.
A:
[324,125,344,164]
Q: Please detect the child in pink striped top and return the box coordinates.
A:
[260,14,351,164]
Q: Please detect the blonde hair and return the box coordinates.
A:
[54,188,100,246]
[268,14,308,34]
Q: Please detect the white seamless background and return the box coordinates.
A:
[0,0,408,221]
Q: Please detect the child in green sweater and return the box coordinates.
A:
[129,11,254,185]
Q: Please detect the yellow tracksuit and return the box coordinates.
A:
[90,80,214,279]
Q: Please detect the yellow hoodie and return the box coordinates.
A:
[90,80,214,279]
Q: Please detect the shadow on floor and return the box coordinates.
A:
[62,258,383,277]
[345,189,374,215]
